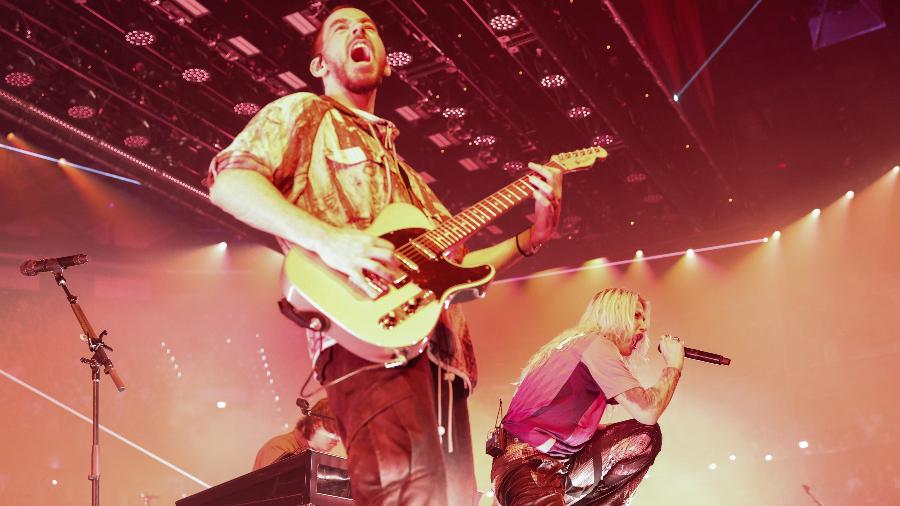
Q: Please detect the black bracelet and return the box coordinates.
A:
[515,231,536,257]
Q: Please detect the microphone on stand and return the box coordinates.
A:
[20,254,88,276]
[659,339,732,366]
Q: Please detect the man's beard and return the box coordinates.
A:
[331,56,385,95]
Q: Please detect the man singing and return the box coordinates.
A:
[206,5,563,505]
[491,288,684,505]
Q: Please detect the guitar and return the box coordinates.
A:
[281,146,607,365]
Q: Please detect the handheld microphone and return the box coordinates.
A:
[20,254,88,276]
[659,340,732,366]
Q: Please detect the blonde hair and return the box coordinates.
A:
[518,288,649,383]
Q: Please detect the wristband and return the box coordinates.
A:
[515,231,541,257]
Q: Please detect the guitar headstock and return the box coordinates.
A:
[547,146,608,173]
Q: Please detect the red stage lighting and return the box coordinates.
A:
[181,68,211,83]
[540,74,567,88]
[502,160,525,173]
[592,134,616,147]
[568,106,592,119]
[4,71,35,87]
[625,172,647,183]
[441,107,467,119]
[67,105,96,119]
[472,134,496,146]
[125,30,156,46]
[489,14,519,32]
[123,135,150,148]
[233,102,261,116]
[386,51,412,68]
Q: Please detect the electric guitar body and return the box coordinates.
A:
[282,202,494,364]
[281,146,607,365]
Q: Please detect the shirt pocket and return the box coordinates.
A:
[323,146,389,223]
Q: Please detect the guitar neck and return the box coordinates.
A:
[417,168,556,254]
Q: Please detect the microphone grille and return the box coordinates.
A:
[19,260,37,276]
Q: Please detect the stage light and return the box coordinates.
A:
[263,362,269,369]
[268,378,274,384]
[635,249,644,258]
[177,371,182,378]
[234,102,261,116]
[386,51,413,68]
[51,479,58,486]
[673,94,679,102]
[798,440,809,449]
[591,134,616,147]
[441,107,466,119]
[161,341,166,347]
[4,71,35,87]
[540,74,567,88]
[502,160,525,173]
[217,241,227,250]
[181,68,211,83]
[123,135,150,148]
[772,230,781,239]
[567,106,592,119]
[625,172,647,183]
[258,347,265,353]
[810,208,821,218]
[472,134,496,147]
[763,237,769,243]
[893,165,899,174]
[216,401,226,409]
[165,348,171,354]
[729,454,736,461]
[266,370,271,377]
[125,30,156,46]
[844,190,854,199]
[686,248,695,256]
[169,356,175,362]
[225,338,231,344]
[708,463,717,470]
[67,105,96,119]
[489,14,519,32]
[274,395,280,402]
[764,454,773,461]
[261,355,266,361]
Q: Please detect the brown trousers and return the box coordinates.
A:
[490,420,662,505]
[316,345,477,506]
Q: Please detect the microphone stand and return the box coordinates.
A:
[52,270,126,506]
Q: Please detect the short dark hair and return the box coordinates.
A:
[296,398,338,439]
[310,4,360,58]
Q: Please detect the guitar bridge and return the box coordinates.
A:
[378,290,436,330]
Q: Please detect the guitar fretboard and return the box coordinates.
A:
[414,175,541,254]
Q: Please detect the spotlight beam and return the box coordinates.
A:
[674,0,764,101]
[498,238,767,284]
[0,368,211,489]
[0,142,142,185]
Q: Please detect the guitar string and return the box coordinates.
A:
[391,177,536,262]
[388,150,591,263]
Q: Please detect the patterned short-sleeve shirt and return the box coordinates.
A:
[206,92,477,389]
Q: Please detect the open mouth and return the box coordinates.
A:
[349,41,373,63]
